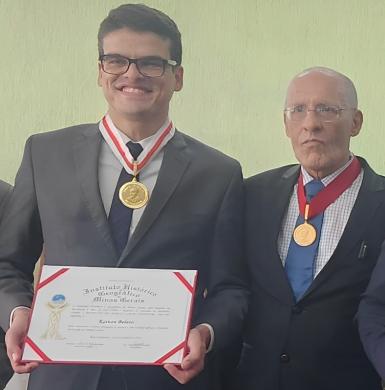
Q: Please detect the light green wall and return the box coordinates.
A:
[1,0,385,183]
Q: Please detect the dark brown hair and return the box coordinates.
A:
[98,3,182,65]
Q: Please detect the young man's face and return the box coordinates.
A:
[98,28,183,125]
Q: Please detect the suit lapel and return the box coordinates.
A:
[260,165,300,305]
[303,158,385,298]
[118,131,190,265]
[72,125,117,259]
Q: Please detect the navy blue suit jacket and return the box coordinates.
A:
[358,234,385,379]
[235,158,385,390]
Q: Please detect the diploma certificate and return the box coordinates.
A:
[22,265,197,365]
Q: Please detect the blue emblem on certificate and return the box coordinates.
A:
[41,294,69,340]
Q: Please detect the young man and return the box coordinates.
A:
[235,67,385,390]
[0,4,247,390]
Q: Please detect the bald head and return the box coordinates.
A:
[285,67,358,109]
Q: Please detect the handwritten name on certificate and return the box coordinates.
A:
[22,265,197,365]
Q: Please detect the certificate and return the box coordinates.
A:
[22,265,197,365]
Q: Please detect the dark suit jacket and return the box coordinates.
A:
[0,124,248,390]
[358,223,385,379]
[235,158,385,390]
[0,180,13,390]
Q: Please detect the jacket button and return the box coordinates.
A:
[203,288,208,299]
[280,353,290,363]
[292,305,302,314]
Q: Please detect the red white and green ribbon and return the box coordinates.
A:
[99,113,175,175]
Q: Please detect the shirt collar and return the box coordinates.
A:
[301,153,355,186]
[117,118,171,150]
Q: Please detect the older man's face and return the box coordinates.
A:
[284,72,362,178]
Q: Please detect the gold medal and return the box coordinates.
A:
[119,177,149,209]
[293,222,317,246]
[100,117,175,211]
[293,203,317,246]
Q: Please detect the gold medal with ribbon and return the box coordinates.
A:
[293,157,361,247]
[99,114,175,210]
[293,204,317,246]
[119,163,149,209]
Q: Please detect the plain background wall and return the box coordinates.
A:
[0,0,385,181]
[1,2,385,389]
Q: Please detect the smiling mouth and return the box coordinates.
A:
[119,86,151,94]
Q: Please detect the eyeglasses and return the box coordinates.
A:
[99,54,177,77]
[284,104,348,122]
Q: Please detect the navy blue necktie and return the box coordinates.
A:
[108,141,143,256]
[285,179,325,301]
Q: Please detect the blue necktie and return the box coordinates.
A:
[285,179,325,301]
[108,141,143,256]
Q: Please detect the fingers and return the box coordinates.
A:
[5,308,39,374]
[163,364,187,383]
[163,327,208,384]
[181,328,204,370]
[163,355,204,384]
[10,355,39,374]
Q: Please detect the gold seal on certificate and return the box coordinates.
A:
[119,177,149,209]
[293,222,317,246]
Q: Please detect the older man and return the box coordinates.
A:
[234,67,385,390]
[0,180,12,390]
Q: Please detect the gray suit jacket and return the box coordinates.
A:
[0,180,13,390]
[0,124,247,390]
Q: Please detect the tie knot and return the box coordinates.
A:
[127,141,143,161]
[305,180,324,200]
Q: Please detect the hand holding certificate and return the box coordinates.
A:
[164,324,210,384]
[22,266,197,365]
[5,308,39,374]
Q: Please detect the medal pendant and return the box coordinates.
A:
[119,177,149,209]
[293,222,317,247]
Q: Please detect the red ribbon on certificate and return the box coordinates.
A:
[37,267,69,291]
[24,267,70,362]
[154,341,185,364]
[24,337,52,362]
[173,272,194,293]
[152,272,198,364]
